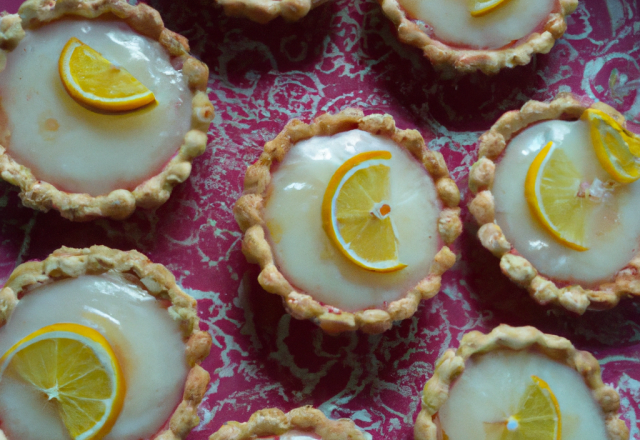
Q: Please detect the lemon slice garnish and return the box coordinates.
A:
[59,37,156,112]
[484,375,561,440]
[524,141,590,252]
[321,150,407,273]
[468,0,513,17]
[0,323,126,440]
[581,108,640,184]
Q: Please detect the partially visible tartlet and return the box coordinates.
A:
[414,325,629,440]
[209,406,366,440]
[0,0,215,221]
[234,109,462,334]
[214,0,329,23]
[378,0,578,74]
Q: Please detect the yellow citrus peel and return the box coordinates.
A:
[469,0,513,17]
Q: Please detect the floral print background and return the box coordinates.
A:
[1,0,639,438]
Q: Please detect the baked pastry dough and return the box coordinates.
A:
[0,246,212,440]
[378,0,578,74]
[214,0,329,24]
[209,406,366,440]
[234,109,461,334]
[0,0,214,221]
[468,93,640,314]
[414,325,629,440]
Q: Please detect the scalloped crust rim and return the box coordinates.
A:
[378,0,578,75]
[0,245,213,440]
[0,0,215,221]
[414,324,629,440]
[215,0,329,24]
[233,108,463,334]
[467,92,640,314]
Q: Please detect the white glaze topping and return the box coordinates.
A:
[0,274,188,440]
[493,119,640,284]
[0,20,193,196]
[397,0,555,50]
[264,129,441,312]
[439,350,608,440]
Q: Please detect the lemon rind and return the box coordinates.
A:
[414,324,629,440]
[234,109,462,334]
[0,245,213,440]
[209,406,366,440]
[0,0,215,221]
[468,93,640,314]
[378,0,578,75]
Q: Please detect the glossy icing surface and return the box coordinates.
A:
[264,130,441,312]
[439,350,608,440]
[0,274,188,440]
[0,20,193,196]
[493,119,640,284]
[397,0,555,49]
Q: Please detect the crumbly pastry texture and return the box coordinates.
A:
[0,245,213,440]
[414,324,630,440]
[234,109,462,334]
[0,0,215,221]
[378,0,578,74]
[214,0,329,24]
[209,406,366,440]
[468,93,640,314]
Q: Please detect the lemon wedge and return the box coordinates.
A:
[0,323,126,440]
[581,108,640,184]
[524,141,590,251]
[321,150,407,273]
[59,37,156,112]
[484,375,561,440]
[469,0,513,17]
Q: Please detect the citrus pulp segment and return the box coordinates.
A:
[469,0,513,17]
[322,150,407,272]
[0,323,125,440]
[59,37,156,112]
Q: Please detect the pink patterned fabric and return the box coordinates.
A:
[1,0,639,439]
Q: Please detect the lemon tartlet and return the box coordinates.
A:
[468,93,640,313]
[378,0,577,74]
[414,325,629,440]
[0,0,214,221]
[214,0,328,24]
[0,246,212,440]
[209,407,366,440]
[234,109,462,334]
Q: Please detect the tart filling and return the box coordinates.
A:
[234,110,462,333]
[0,246,212,440]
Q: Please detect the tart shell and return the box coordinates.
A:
[414,324,629,440]
[0,245,213,440]
[0,0,215,221]
[468,93,640,314]
[209,406,366,440]
[378,0,578,74]
[234,108,462,334]
[215,0,329,24]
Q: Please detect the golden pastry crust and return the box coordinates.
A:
[414,325,629,440]
[0,0,215,221]
[378,0,578,74]
[0,245,213,440]
[468,93,640,314]
[215,0,329,24]
[234,109,461,334]
[209,406,366,440]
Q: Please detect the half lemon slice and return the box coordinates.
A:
[59,37,156,112]
[468,0,513,17]
[581,108,640,184]
[524,141,590,252]
[0,323,126,440]
[321,150,407,273]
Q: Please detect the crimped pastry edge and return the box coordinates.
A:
[214,0,329,24]
[0,0,215,221]
[414,324,629,440]
[208,406,366,440]
[468,92,640,314]
[378,0,578,75]
[233,108,462,334]
[0,245,213,440]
